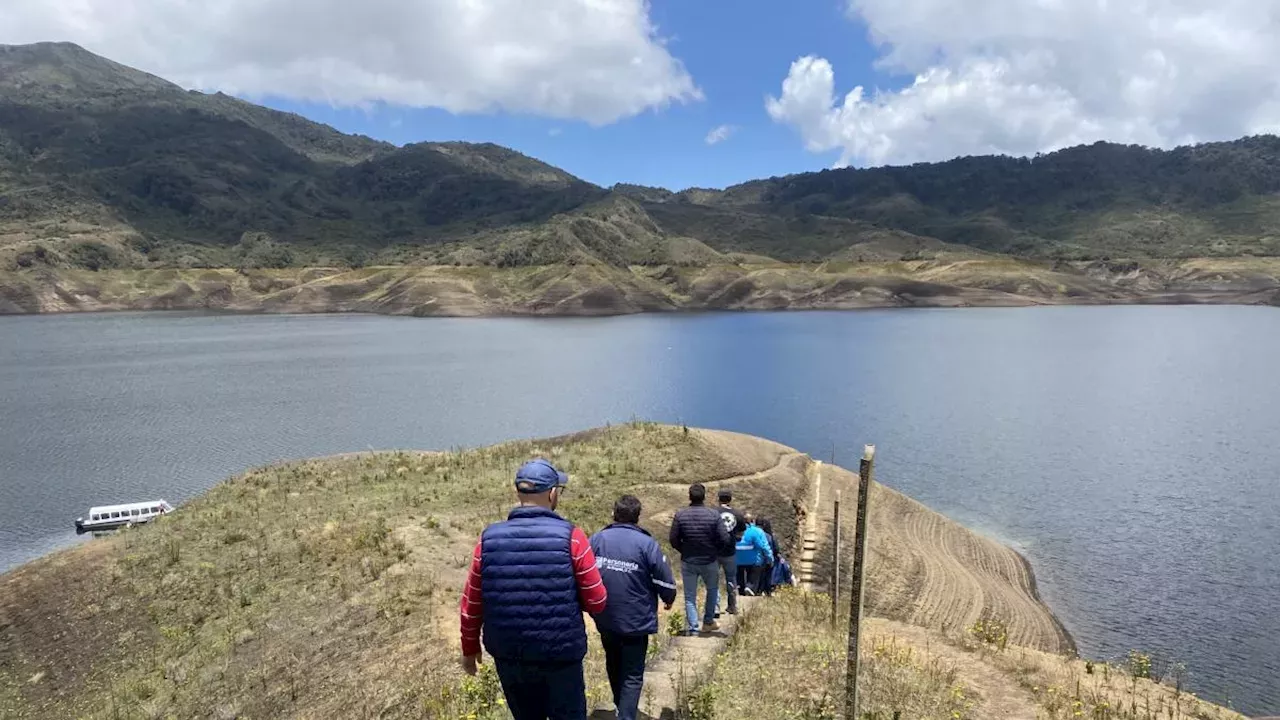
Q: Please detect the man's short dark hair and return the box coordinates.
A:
[614,495,642,524]
[689,484,706,504]
[718,488,733,502]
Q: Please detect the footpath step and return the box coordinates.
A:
[639,597,760,719]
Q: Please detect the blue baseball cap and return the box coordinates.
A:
[515,458,569,494]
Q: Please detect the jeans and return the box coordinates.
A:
[492,657,587,720]
[681,559,719,631]
[717,555,737,613]
[599,631,649,720]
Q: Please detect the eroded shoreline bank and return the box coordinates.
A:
[2,259,1279,318]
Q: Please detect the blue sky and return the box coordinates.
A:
[256,1,890,191]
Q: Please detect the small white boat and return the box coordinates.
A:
[75,500,174,534]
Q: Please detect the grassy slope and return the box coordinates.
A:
[0,424,1081,720]
[0,425,806,719]
[704,590,1246,720]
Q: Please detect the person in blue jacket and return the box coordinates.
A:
[734,512,775,597]
[590,495,678,720]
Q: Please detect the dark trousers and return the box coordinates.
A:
[717,555,737,613]
[599,631,649,720]
[737,564,763,594]
[492,657,587,720]
[759,563,775,595]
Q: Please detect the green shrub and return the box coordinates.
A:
[67,241,117,270]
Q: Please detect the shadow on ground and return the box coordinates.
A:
[589,711,659,720]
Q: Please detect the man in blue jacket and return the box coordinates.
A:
[590,495,678,720]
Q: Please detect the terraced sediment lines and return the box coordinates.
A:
[6,256,1280,317]
[813,462,1073,654]
[654,435,1071,655]
[869,483,1073,653]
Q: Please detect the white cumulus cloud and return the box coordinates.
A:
[0,0,701,125]
[704,124,737,145]
[768,0,1280,166]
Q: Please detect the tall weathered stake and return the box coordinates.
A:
[832,488,842,624]
[844,444,876,719]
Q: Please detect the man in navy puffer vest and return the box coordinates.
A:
[590,495,678,720]
[459,459,607,720]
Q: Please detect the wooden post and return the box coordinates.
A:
[844,444,876,720]
[831,489,841,624]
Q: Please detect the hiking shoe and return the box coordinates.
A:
[701,621,721,633]
[742,588,756,597]
[724,607,737,615]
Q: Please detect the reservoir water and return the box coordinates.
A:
[1,306,1277,713]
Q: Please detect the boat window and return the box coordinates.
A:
[140,507,150,515]
[91,514,99,521]
[132,509,140,516]
[111,512,120,518]
[152,506,162,513]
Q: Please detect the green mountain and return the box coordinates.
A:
[0,42,609,270]
[658,138,1280,259]
[2,40,1280,279]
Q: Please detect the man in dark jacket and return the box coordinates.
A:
[669,483,732,634]
[714,488,747,616]
[590,496,678,720]
[459,458,608,720]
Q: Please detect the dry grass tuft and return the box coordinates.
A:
[698,591,1246,720]
[963,635,1250,720]
[699,589,977,720]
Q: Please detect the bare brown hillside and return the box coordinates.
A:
[805,462,1073,655]
[2,255,1279,316]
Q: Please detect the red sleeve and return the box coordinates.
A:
[459,540,484,657]
[571,527,607,614]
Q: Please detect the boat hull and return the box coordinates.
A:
[74,516,156,534]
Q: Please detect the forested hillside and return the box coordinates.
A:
[4,41,1280,275]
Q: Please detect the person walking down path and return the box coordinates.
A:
[589,496,678,720]
[715,488,747,616]
[755,517,782,596]
[459,458,608,720]
[734,513,774,598]
[670,483,733,634]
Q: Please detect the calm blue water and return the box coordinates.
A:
[0,307,1276,713]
